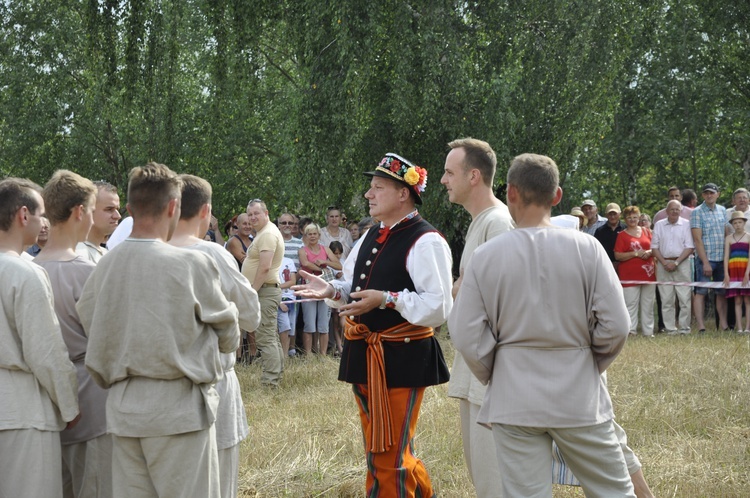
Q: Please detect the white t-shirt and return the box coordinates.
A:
[278,257,297,301]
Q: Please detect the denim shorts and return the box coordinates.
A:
[694,260,725,296]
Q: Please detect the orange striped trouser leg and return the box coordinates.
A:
[352,384,434,498]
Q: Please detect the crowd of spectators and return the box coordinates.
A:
[24,182,750,360]
[204,206,374,360]
[567,184,750,336]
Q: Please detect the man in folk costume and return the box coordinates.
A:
[295,153,452,497]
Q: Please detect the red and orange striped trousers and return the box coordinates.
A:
[352,384,435,498]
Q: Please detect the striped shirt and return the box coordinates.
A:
[283,236,303,267]
[690,202,727,261]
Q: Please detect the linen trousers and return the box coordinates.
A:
[492,421,635,498]
[218,444,240,498]
[622,284,656,336]
[353,384,435,498]
[112,426,219,498]
[255,286,284,387]
[62,433,113,498]
[0,428,63,498]
[656,262,693,331]
[459,399,504,497]
[553,420,642,485]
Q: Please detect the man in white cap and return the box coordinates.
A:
[581,199,606,235]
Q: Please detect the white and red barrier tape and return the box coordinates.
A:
[620,280,749,289]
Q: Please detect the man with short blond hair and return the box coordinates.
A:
[78,163,240,497]
[34,170,113,498]
[0,177,80,498]
[242,199,285,388]
[442,138,513,497]
[169,174,260,498]
[451,153,635,497]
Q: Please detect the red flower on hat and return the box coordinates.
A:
[416,166,427,186]
[389,160,401,173]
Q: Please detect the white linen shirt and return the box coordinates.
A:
[652,217,694,259]
[326,223,453,328]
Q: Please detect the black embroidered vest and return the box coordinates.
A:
[338,215,450,387]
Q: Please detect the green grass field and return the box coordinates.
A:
[235,329,750,497]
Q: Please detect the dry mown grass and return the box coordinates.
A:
[235,329,750,497]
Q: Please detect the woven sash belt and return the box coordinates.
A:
[344,317,434,453]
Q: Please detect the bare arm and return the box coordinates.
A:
[692,227,712,276]
[226,237,246,265]
[251,250,274,292]
[723,237,731,286]
[615,249,640,262]
[280,271,297,290]
[211,215,225,246]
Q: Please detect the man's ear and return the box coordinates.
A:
[73,204,85,221]
[506,184,518,204]
[200,203,211,219]
[551,187,563,207]
[470,169,481,186]
[17,206,31,227]
[167,198,179,218]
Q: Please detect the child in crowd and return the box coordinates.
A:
[328,241,345,356]
[278,256,298,356]
[725,211,750,333]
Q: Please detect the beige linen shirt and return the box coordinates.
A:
[184,240,260,449]
[0,254,79,431]
[242,222,284,285]
[75,241,107,264]
[77,239,240,437]
[450,227,630,427]
[447,204,514,405]
[37,257,108,444]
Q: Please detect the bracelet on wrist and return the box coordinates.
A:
[385,291,398,309]
[379,291,388,310]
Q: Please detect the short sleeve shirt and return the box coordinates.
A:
[691,202,727,261]
[242,222,285,284]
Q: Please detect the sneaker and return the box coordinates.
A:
[679,329,691,335]
[666,330,680,336]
